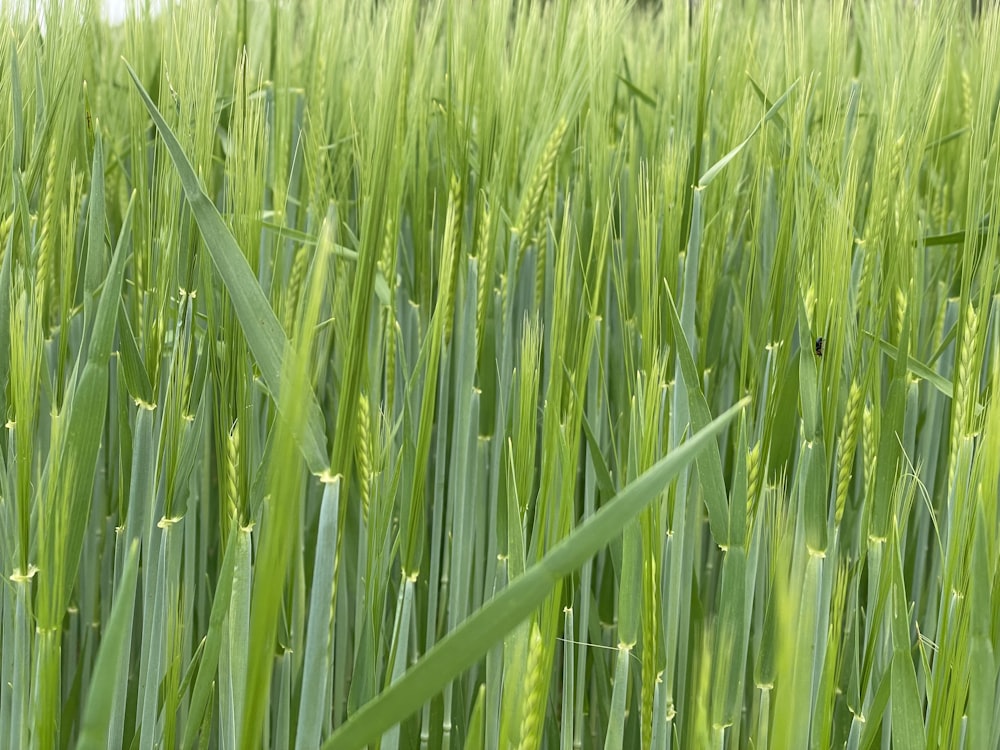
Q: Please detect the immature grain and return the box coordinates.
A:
[379,205,399,274]
[284,243,310,334]
[516,621,545,750]
[949,302,978,486]
[856,240,873,321]
[515,118,568,253]
[226,420,240,522]
[355,390,372,523]
[862,404,876,493]
[835,379,863,525]
[961,68,972,126]
[894,287,907,338]
[383,311,399,418]
[35,143,58,324]
[474,199,494,361]
[746,440,762,519]
[440,176,462,344]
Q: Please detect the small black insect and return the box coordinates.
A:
[815,337,826,357]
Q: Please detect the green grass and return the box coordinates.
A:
[1,0,999,748]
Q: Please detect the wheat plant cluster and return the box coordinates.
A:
[1,0,999,747]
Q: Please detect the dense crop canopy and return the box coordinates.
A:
[1,1,999,748]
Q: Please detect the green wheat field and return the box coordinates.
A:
[1,0,999,747]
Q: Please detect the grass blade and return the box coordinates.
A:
[76,541,140,749]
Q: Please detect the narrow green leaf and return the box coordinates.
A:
[864,332,953,400]
[711,547,746,727]
[889,541,924,750]
[870,314,910,539]
[181,530,239,750]
[967,508,996,750]
[116,303,155,405]
[923,127,968,150]
[698,80,797,188]
[76,541,140,749]
[295,478,341,749]
[603,648,631,750]
[580,409,617,503]
[463,685,486,750]
[801,438,829,553]
[859,666,893,750]
[616,74,656,107]
[663,283,730,546]
[617,519,641,645]
[90,188,131,366]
